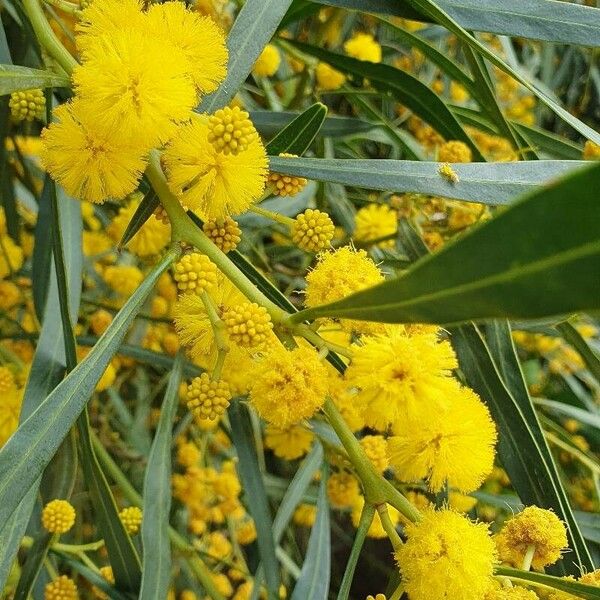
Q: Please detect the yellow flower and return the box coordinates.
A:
[583,140,600,160]
[235,519,257,545]
[438,140,473,163]
[223,302,273,348]
[82,231,113,257]
[186,373,231,420]
[207,106,258,156]
[397,509,496,600]
[353,204,398,248]
[327,471,361,508]
[146,1,227,94]
[119,506,143,535]
[44,575,79,600]
[360,435,389,474]
[388,381,497,492]
[249,345,328,428]
[315,62,346,91]
[107,196,171,257]
[92,566,114,600]
[264,424,314,460]
[0,387,22,447]
[41,499,76,534]
[344,33,381,63]
[173,253,218,295]
[0,233,24,278]
[253,44,281,77]
[293,503,317,527]
[292,209,335,252]
[345,327,457,430]
[0,280,21,310]
[485,582,539,599]
[495,506,568,570]
[73,29,197,150]
[9,89,45,122]
[163,114,268,219]
[202,216,242,253]
[103,265,144,297]
[268,153,308,197]
[580,569,600,586]
[41,100,147,204]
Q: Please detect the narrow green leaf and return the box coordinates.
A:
[290,163,600,326]
[140,353,184,600]
[534,398,600,432]
[309,0,600,47]
[266,102,327,156]
[514,123,583,161]
[200,0,294,111]
[497,566,600,599]
[556,321,600,385]
[0,63,70,95]
[12,532,53,600]
[287,40,483,160]
[268,156,586,206]
[118,188,159,250]
[0,247,179,527]
[290,468,330,600]
[280,0,319,29]
[229,399,280,597]
[32,176,53,321]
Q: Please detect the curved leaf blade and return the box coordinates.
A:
[266,102,327,156]
[0,64,70,95]
[497,567,600,599]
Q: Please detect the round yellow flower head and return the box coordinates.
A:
[583,140,600,160]
[268,153,308,197]
[360,435,389,474]
[107,198,171,257]
[264,424,314,460]
[345,327,457,430]
[305,245,383,308]
[119,506,143,535]
[344,33,382,63]
[485,582,539,599]
[9,89,45,122]
[223,302,273,348]
[92,566,115,600]
[293,503,317,527]
[202,216,242,253]
[73,28,198,150]
[186,373,231,420]
[146,1,227,94]
[495,506,568,570]
[249,345,328,428]
[292,208,335,252]
[580,569,600,586]
[173,253,218,295]
[44,575,79,600]
[208,106,258,156]
[253,44,281,77]
[89,309,113,336]
[0,234,24,279]
[235,519,257,545]
[327,471,361,508]
[163,114,268,219]
[353,204,398,248]
[0,280,21,310]
[438,140,473,163]
[366,595,387,600]
[1,387,22,447]
[388,381,497,493]
[103,265,144,297]
[41,100,147,204]
[397,509,496,600]
[42,499,76,534]
[0,366,16,394]
[315,62,346,91]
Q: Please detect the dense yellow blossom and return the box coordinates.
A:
[0,233,24,278]
[223,302,273,348]
[353,204,398,248]
[264,424,314,460]
[202,216,242,253]
[9,89,45,122]
[253,44,281,77]
[103,265,144,296]
[173,253,218,295]
[327,471,361,508]
[41,499,76,534]
[0,387,22,447]
[344,33,382,63]
[315,62,347,90]
[44,575,79,600]
[291,208,335,252]
[119,506,143,535]
[438,140,473,163]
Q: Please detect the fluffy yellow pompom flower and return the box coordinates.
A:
[119,506,143,535]
[360,435,389,474]
[9,89,45,122]
[208,106,258,156]
[223,302,273,348]
[294,504,317,527]
[0,367,16,394]
[186,373,232,420]
[146,1,227,94]
[292,209,335,252]
[438,140,473,163]
[485,584,540,599]
[268,153,308,197]
[305,245,383,308]
[583,140,600,160]
[253,44,281,77]
[73,29,197,149]
[0,280,20,310]
[388,382,497,492]
[41,499,76,534]
[353,204,398,248]
[0,233,24,278]
[103,265,144,297]
[202,216,241,253]
[345,327,457,430]
[315,62,346,91]
[344,33,382,63]
[44,575,79,600]
[495,506,568,570]
[327,472,361,508]
[92,566,114,600]
[40,100,147,204]
[107,197,171,257]
[264,424,314,460]
[397,509,496,600]
[163,114,268,219]
[173,253,218,295]
[249,345,328,428]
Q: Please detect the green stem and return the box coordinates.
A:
[249,205,295,228]
[377,504,403,553]
[296,324,353,359]
[199,290,229,379]
[521,544,536,572]
[22,0,78,74]
[44,0,80,16]
[389,583,406,600]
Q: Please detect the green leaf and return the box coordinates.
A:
[452,325,593,574]
[290,467,330,600]
[496,566,600,599]
[0,247,179,528]
[118,188,159,250]
[286,40,484,160]
[534,398,600,432]
[309,0,600,47]
[200,0,294,111]
[269,155,587,206]
[140,354,183,600]
[0,63,70,95]
[12,532,53,600]
[31,176,53,321]
[229,399,280,598]
[290,163,600,326]
[556,321,600,385]
[266,102,327,156]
